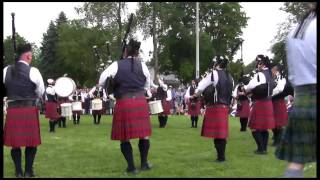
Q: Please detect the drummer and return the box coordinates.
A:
[89,84,107,124]
[99,38,152,173]
[156,76,171,128]
[45,79,60,132]
[69,87,82,124]
[57,96,69,128]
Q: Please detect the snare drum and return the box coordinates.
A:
[92,99,102,110]
[72,101,82,111]
[148,100,163,114]
[60,103,72,119]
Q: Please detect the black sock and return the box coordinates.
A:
[240,118,247,131]
[93,114,97,124]
[138,139,150,167]
[277,128,283,144]
[62,118,66,127]
[158,116,163,127]
[214,139,226,161]
[11,148,22,174]
[25,147,37,174]
[73,114,76,124]
[163,116,168,127]
[58,118,62,127]
[77,115,80,124]
[195,116,198,128]
[252,131,263,152]
[120,142,135,171]
[191,116,195,127]
[261,130,269,151]
[98,115,101,124]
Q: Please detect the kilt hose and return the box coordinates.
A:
[188,100,201,116]
[272,98,288,127]
[275,85,316,163]
[111,97,152,141]
[4,106,41,147]
[248,99,275,130]
[44,101,60,120]
[159,99,171,116]
[201,104,229,139]
[235,99,250,118]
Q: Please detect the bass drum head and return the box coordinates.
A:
[54,77,76,97]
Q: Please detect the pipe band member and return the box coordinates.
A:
[232,75,250,132]
[193,55,234,162]
[185,80,201,128]
[89,84,107,124]
[275,4,316,178]
[243,54,276,155]
[270,63,293,146]
[99,38,152,174]
[45,78,60,132]
[155,76,171,128]
[69,88,82,124]
[3,43,45,177]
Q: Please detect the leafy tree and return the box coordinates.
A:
[3,34,28,67]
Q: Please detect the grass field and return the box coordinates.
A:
[3,114,316,178]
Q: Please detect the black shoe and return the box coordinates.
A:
[24,170,35,177]
[141,163,152,171]
[15,171,23,178]
[254,150,267,155]
[215,159,225,163]
[126,167,138,174]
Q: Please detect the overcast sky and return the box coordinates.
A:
[3,2,289,65]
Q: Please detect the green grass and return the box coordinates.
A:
[3,115,317,178]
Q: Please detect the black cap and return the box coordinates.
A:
[17,43,32,57]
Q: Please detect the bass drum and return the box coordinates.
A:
[54,77,76,97]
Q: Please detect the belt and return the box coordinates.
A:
[7,100,36,108]
[206,103,228,108]
[117,91,145,100]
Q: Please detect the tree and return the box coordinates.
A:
[38,12,69,81]
[157,2,248,82]
[270,2,311,77]
[75,2,128,58]
[3,34,28,67]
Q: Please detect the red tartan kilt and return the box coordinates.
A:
[45,102,60,120]
[111,97,152,141]
[235,99,250,118]
[4,107,41,147]
[159,99,170,115]
[248,100,275,130]
[92,108,105,115]
[72,110,82,115]
[273,98,288,127]
[188,100,201,116]
[201,105,229,139]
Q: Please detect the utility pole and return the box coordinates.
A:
[196,2,199,79]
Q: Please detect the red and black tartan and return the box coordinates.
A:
[201,104,229,139]
[272,98,288,127]
[111,97,152,141]
[45,101,60,120]
[4,107,41,147]
[248,99,275,130]
[159,99,170,115]
[235,99,250,118]
[188,100,201,116]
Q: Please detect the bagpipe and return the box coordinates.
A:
[11,12,17,61]
[104,13,134,95]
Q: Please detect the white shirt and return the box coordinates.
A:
[166,89,172,101]
[158,78,168,91]
[98,57,151,91]
[232,84,240,98]
[184,85,197,99]
[80,92,87,102]
[195,70,219,94]
[3,60,45,98]
[272,73,287,96]
[287,13,316,86]
[89,86,107,100]
[244,68,268,92]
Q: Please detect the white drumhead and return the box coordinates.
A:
[61,103,72,107]
[54,77,76,97]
